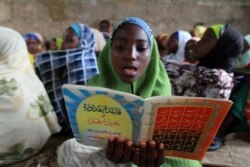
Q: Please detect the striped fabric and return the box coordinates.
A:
[35,48,99,129]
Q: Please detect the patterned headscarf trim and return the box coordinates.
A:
[24,32,43,43]
[69,23,95,49]
[111,17,153,45]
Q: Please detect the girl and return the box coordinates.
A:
[162,30,192,63]
[57,17,201,167]
[35,22,98,130]
[186,24,246,151]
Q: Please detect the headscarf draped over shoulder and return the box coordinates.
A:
[0,27,61,165]
[88,17,171,98]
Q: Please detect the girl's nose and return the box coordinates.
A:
[187,49,193,53]
[125,46,137,60]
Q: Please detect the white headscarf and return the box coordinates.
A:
[0,27,61,166]
[163,30,192,63]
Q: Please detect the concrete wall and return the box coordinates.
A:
[0,0,249,40]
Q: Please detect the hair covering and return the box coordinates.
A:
[198,24,243,72]
[70,23,95,48]
[0,27,61,165]
[88,17,171,98]
[112,17,153,45]
[163,30,192,63]
[234,34,250,68]
[158,33,169,41]
[55,37,63,50]
[193,25,207,38]
[23,32,43,43]
[210,24,224,39]
[99,19,111,27]
[90,28,106,52]
[156,33,169,57]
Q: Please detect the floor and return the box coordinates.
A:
[3,132,250,167]
[203,132,250,167]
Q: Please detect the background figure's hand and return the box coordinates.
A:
[106,135,133,164]
[132,140,165,167]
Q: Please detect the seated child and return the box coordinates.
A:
[0,27,61,166]
[57,17,201,167]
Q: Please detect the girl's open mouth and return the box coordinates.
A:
[123,66,137,77]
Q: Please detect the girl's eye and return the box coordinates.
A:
[202,36,208,41]
[114,45,126,51]
[137,47,148,52]
[202,35,213,43]
[67,39,73,42]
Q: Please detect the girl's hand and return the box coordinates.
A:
[106,135,165,167]
[106,135,133,164]
[133,140,165,167]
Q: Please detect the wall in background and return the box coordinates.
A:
[0,0,249,39]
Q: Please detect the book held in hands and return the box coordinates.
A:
[62,84,233,160]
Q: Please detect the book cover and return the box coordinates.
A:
[62,84,233,160]
[62,84,144,147]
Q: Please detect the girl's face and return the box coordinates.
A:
[62,28,79,49]
[191,29,218,59]
[184,39,198,63]
[111,24,151,83]
[50,39,57,50]
[26,39,40,54]
[99,22,111,33]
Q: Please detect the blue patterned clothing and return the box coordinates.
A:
[36,47,99,130]
[70,23,95,48]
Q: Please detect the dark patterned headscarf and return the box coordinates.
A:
[198,24,243,72]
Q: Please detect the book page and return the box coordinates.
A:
[143,96,233,160]
[62,84,144,147]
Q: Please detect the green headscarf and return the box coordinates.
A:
[87,37,171,98]
[55,37,63,50]
[210,24,224,39]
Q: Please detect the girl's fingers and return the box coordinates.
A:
[132,148,140,166]
[155,143,165,167]
[106,135,115,160]
[121,140,133,163]
[112,135,125,163]
[147,140,156,167]
[139,141,147,167]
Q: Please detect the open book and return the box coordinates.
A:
[62,84,233,160]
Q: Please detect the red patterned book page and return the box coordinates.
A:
[147,97,232,160]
